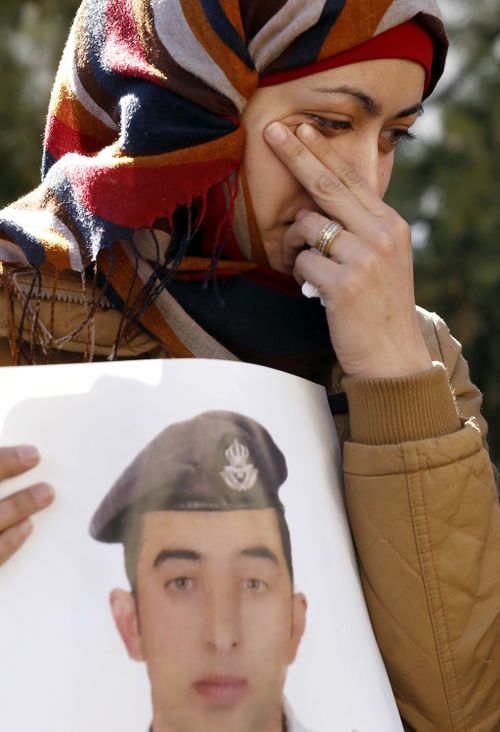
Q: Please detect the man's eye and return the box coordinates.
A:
[307,115,352,135]
[243,578,268,592]
[166,577,193,591]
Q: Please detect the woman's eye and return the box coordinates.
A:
[382,128,417,147]
[166,577,193,591]
[307,115,352,135]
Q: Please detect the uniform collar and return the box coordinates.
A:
[148,700,310,732]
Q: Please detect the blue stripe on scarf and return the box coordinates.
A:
[83,0,121,97]
[0,222,46,267]
[199,0,254,67]
[118,82,237,155]
[41,151,57,180]
[285,0,346,68]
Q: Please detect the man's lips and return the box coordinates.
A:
[192,676,249,706]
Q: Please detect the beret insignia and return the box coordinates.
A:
[220,439,259,492]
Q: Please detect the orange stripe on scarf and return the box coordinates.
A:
[180,0,256,100]
[319,0,394,59]
[99,246,194,357]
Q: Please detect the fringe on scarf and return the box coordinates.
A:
[0,174,241,365]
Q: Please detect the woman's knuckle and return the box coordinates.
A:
[394,216,411,240]
[9,490,34,520]
[312,172,342,198]
[287,141,306,161]
[372,230,394,255]
[359,251,377,274]
[304,211,325,230]
[345,168,364,188]
[386,211,410,238]
[0,448,19,478]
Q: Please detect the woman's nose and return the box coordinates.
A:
[338,135,385,197]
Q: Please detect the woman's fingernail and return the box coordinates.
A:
[298,123,317,141]
[265,122,287,143]
[17,446,40,467]
[32,483,54,506]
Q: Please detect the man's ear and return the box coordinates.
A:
[110,589,144,662]
[288,592,308,664]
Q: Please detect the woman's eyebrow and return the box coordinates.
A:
[395,102,424,118]
[310,84,424,118]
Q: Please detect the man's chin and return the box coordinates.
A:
[153,693,279,732]
[153,711,253,732]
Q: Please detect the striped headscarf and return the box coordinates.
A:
[0,0,447,364]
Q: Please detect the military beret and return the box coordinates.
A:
[90,410,288,543]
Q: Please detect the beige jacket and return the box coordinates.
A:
[0,268,498,732]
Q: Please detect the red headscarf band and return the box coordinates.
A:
[259,20,435,93]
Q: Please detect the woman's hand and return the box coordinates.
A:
[264,121,433,380]
[0,446,54,566]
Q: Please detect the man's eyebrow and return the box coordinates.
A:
[239,546,280,565]
[153,549,202,568]
[310,85,424,119]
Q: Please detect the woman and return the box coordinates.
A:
[0,1,498,730]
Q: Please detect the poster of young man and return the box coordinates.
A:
[0,358,403,732]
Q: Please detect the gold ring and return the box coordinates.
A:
[314,220,344,257]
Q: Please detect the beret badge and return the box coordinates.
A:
[220,439,259,492]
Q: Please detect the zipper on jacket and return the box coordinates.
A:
[10,276,113,310]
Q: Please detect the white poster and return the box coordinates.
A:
[0,359,402,732]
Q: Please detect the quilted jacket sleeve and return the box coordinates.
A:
[341,314,500,732]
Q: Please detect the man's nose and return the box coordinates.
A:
[204,584,241,652]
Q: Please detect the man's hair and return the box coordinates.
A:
[122,507,294,596]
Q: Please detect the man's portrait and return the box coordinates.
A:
[90,410,309,732]
[0,357,403,731]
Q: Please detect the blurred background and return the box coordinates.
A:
[0,0,499,469]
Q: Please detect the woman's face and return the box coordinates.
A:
[241,58,426,271]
